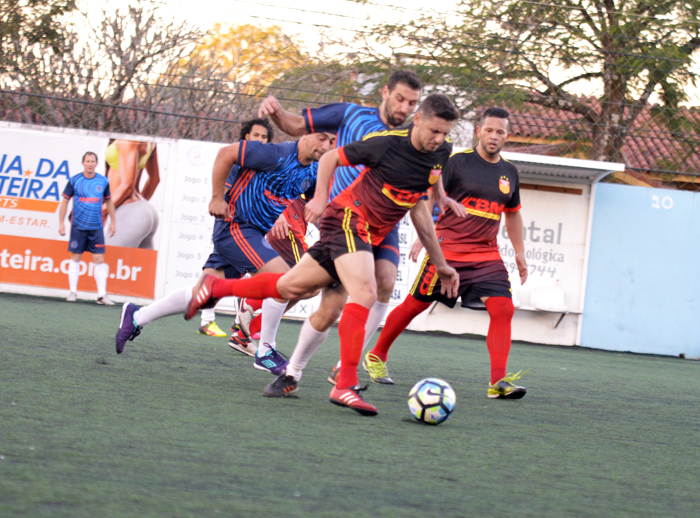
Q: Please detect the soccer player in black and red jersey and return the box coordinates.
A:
[365,107,531,399]
[185,94,462,416]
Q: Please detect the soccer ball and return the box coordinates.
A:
[407,378,456,425]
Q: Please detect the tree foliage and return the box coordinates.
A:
[0,0,76,73]
[351,0,700,163]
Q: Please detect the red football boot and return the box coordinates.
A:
[185,274,219,321]
[329,385,378,416]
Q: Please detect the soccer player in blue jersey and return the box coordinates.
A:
[197,118,274,339]
[257,71,465,396]
[115,132,334,375]
[58,151,116,304]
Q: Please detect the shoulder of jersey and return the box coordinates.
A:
[450,148,475,158]
[361,128,409,141]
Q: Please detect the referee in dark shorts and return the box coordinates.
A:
[58,151,116,304]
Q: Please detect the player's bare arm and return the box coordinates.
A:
[105,198,117,237]
[410,199,459,298]
[209,142,240,220]
[305,149,341,225]
[269,213,290,240]
[58,197,69,236]
[504,210,528,284]
[432,176,467,218]
[258,95,307,137]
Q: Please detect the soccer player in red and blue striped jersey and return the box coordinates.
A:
[115,133,334,374]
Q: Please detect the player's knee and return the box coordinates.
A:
[375,269,397,302]
[352,288,377,310]
[278,283,310,300]
[485,296,515,321]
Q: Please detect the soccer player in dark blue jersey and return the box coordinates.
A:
[197,118,274,339]
[58,152,116,304]
[115,133,334,375]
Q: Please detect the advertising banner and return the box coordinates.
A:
[0,124,170,300]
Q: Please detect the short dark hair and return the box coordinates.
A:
[239,118,274,141]
[386,70,422,92]
[417,93,459,121]
[82,151,97,162]
[480,107,510,125]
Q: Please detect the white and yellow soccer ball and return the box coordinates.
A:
[407,378,456,425]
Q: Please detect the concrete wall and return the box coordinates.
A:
[580,183,700,359]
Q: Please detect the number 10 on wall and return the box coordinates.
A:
[651,195,674,210]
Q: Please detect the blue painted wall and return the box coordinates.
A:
[581,183,700,358]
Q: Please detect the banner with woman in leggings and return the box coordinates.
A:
[104,139,160,249]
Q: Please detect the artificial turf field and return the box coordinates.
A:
[1,292,699,518]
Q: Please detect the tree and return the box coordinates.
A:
[171,24,363,137]
[351,0,700,163]
[0,0,76,73]
[0,0,244,141]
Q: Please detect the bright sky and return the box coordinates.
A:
[81,0,699,107]
[84,0,460,55]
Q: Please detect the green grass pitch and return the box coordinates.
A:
[1,292,699,517]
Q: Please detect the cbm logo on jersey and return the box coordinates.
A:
[499,176,510,194]
[429,165,443,185]
[0,153,71,211]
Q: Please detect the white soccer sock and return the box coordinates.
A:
[363,301,390,351]
[94,263,109,297]
[68,260,80,293]
[134,287,192,327]
[256,298,288,357]
[200,308,216,326]
[286,318,331,381]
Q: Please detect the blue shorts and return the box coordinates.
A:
[68,227,105,254]
[203,221,279,279]
[373,224,400,267]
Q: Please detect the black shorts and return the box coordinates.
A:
[307,205,401,281]
[410,257,512,310]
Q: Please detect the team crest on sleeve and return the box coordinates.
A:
[499,176,510,194]
[429,165,443,185]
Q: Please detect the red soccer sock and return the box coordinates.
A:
[370,295,430,362]
[246,299,263,312]
[336,303,370,390]
[249,313,262,336]
[211,273,283,300]
[485,296,515,384]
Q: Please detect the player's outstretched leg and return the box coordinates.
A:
[117,287,194,354]
[185,273,284,321]
[116,303,142,354]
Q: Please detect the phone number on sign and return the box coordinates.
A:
[505,262,558,278]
